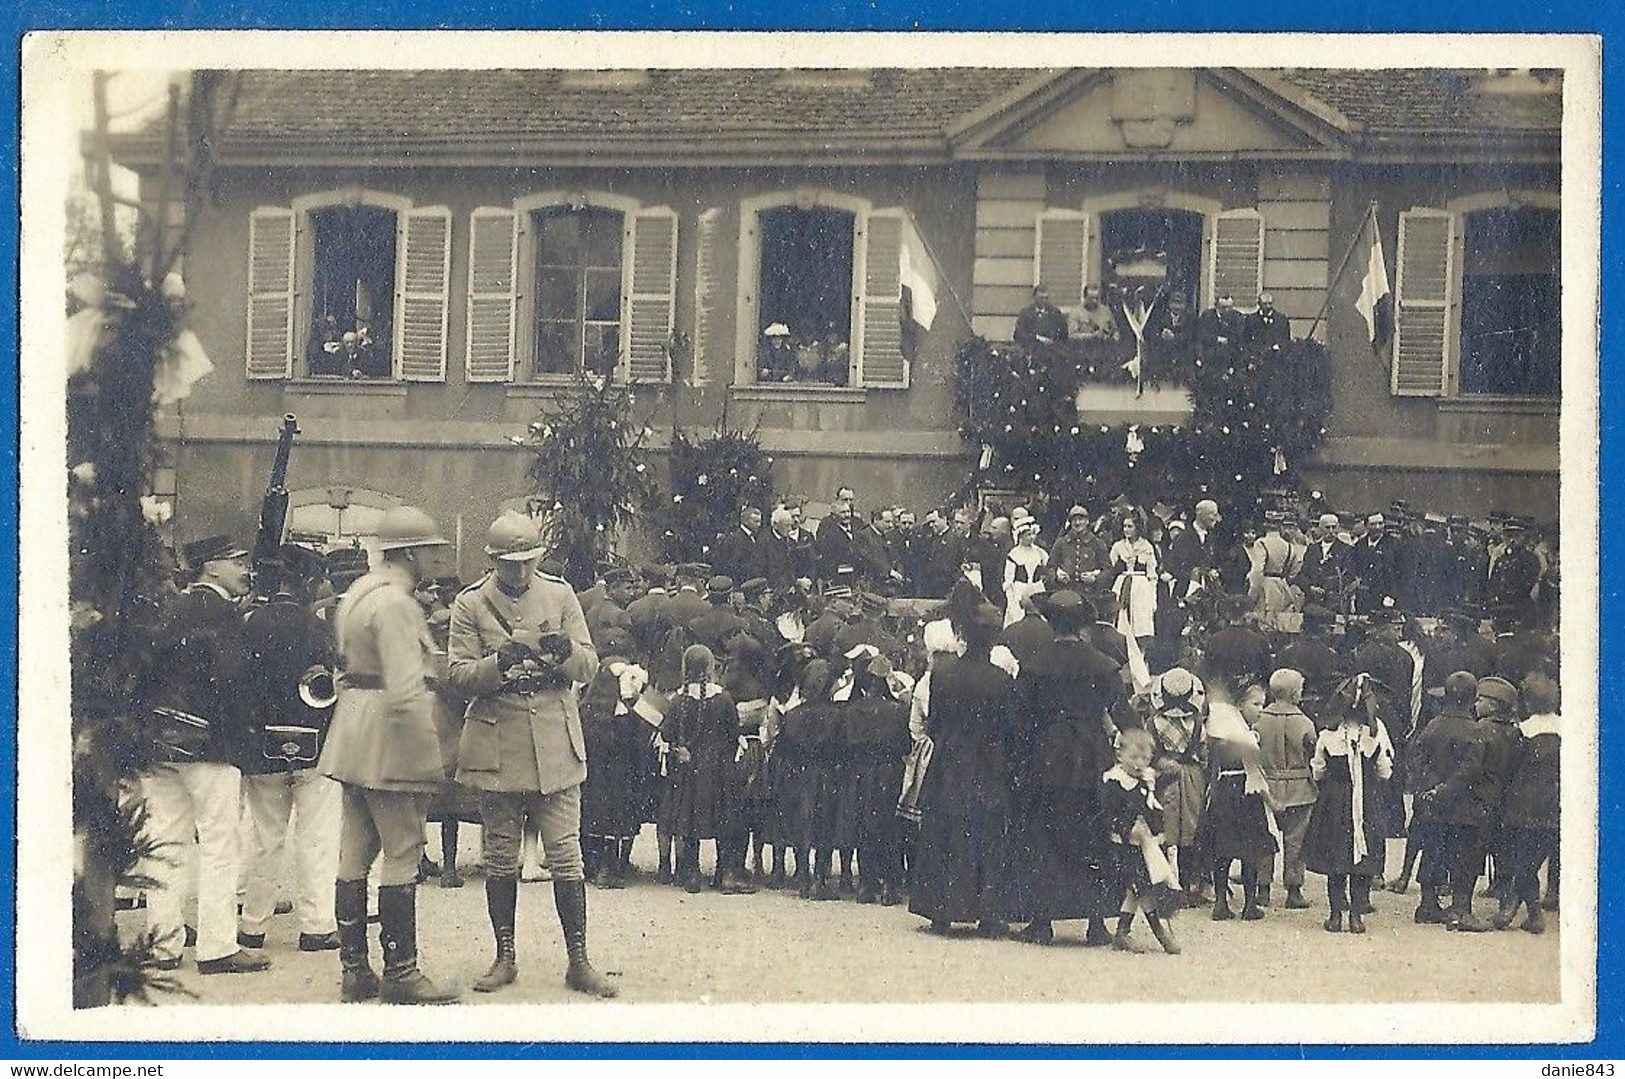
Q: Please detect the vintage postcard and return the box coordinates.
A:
[16,30,1601,1044]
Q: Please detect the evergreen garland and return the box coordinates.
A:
[955,333,1332,518]
[655,426,777,565]
[519,372,658,587]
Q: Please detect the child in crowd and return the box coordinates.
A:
[1099,727,1181,955]
[662,645,743,894]
[1493,671,1560,933]
[1304,674,1395,933]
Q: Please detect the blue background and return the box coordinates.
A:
[4,0,1616,1058]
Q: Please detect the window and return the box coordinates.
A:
[531,206,625,379]
[305,206,397,379]
[1393,197,1560,400]
[755,207,856,386]
[1098,207,1205,303]
[1458,206,1560,397]
[464,195,677,385]
[245,190,451,383]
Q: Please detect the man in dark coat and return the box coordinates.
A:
[1197,293,1245,353]
[1242,291,1292,353]
[625,573,671,663]
[1348,512,1397,615]
[1424,675,1523,931]
[1405,671,1481,923]
[714,506,768,586]
[1000,601,1055,668]
[1201,599,1274,693]
[142,536,271,976]
[814,486,888,589]
[1013,285,1069,349]
[1008,592,1121,946]
[1299,513,1351,611]
[1164,499,1223,602]
[238,544,341,954]
[688,576,747,656]
[762,505,814,592]
[1274,605,1347,724]
[1486,520,1541,628]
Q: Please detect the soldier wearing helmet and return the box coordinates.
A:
[446,512,617,998]
[318,505,459,1005]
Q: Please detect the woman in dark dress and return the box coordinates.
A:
[1304,674,1396,933]
[722,634,773,891]
[835,652,913,907]
[1008,591,1119,946]
[909,602,1019,937]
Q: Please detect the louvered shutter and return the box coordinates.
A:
[1034,209,1090,310]
[466,207,518,382]
[395,206,451,382]
[856,208,908,389]
[1208,208,1266,310]
[245,207,296,379]
[623,207,678,383]
[1392,208,1454,397]
[691,207,723,387]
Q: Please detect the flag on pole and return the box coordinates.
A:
[899,219,940,360]
[1354,208,1394,353]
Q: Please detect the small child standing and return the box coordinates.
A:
[1099,727,1181,955]
[1303,674,1396,933]
[662,645,742,894]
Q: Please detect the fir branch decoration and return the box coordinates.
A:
[518,372,658,587]
[656,426,776,564]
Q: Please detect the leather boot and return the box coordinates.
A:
[1489,895,1521,931]
[1211,890,1235,921]
[1112,913,1149,953]
[1415,885,1451,924]
[377,883,460,1005]
[335,878,378,1002]
[554,879,619,998]
[1146,913,1181,955]
[1284,886,1311,910]
[474,875,519,992]
[1521,905,1547,934]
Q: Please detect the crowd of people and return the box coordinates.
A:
[125,481,1563,1004]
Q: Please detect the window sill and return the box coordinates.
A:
[731,384,867,404]
[1436,396,1560,416]
[287,378,408,397]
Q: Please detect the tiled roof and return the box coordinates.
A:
[1277,69,1562,134]
[114,67,1559,161]
[199,68,1036,149]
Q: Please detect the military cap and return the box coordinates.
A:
[277,543,328,581]
[1476,676,1520,711]
[676,562,712,580]
[183,535,248,569]
[706,575,736,597]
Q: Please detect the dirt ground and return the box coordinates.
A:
[123,831,1561,1008]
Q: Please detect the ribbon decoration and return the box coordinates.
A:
[1121,298,1153,398]
[1272,445,1289,476]
[1125,424,1146,460]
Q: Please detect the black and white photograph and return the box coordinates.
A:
[17,31,1600,1043]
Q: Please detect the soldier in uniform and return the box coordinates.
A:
[447,513,617,998]
[237,544,341,953]
[319,506,456,1004]
[143,535,271,975]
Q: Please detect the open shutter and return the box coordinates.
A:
[690,207,724,387]
[395,206,451,382]
[856,208,908,389]
[1208,207,1266,310]
[1392,208,1454,397]
[466,207,518,382]
[1034,209,1090,311]
[246,207,296,379]
[623,207,678,383]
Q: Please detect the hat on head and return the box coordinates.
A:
[376,506,449,552]
[1044,590,1090,633]
[183,535,249,569]
[740,577,770,599]
[603,566,639,586]
[706,575,736,597]
[1476,676,1520,711]
[676,562,712,581]
[484,513,546,562]
[277,543,328,582]
[764,323,791,338]
[1153,668,1206,718]
[1068,504,1089,518]
[1014,517,1040,537]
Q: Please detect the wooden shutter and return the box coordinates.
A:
[1208,208,1266,310]
[395,206,451,382]
[856,208,908,389]
[466,207,518,382]
[623,207,678,383]
[690,207,724,387]
[1034,209,1090,311]
[245,206,296,379]
[1392,208,1454,397]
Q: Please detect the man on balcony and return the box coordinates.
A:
[1071,284,1121,342]
[1014,285,1069,349]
